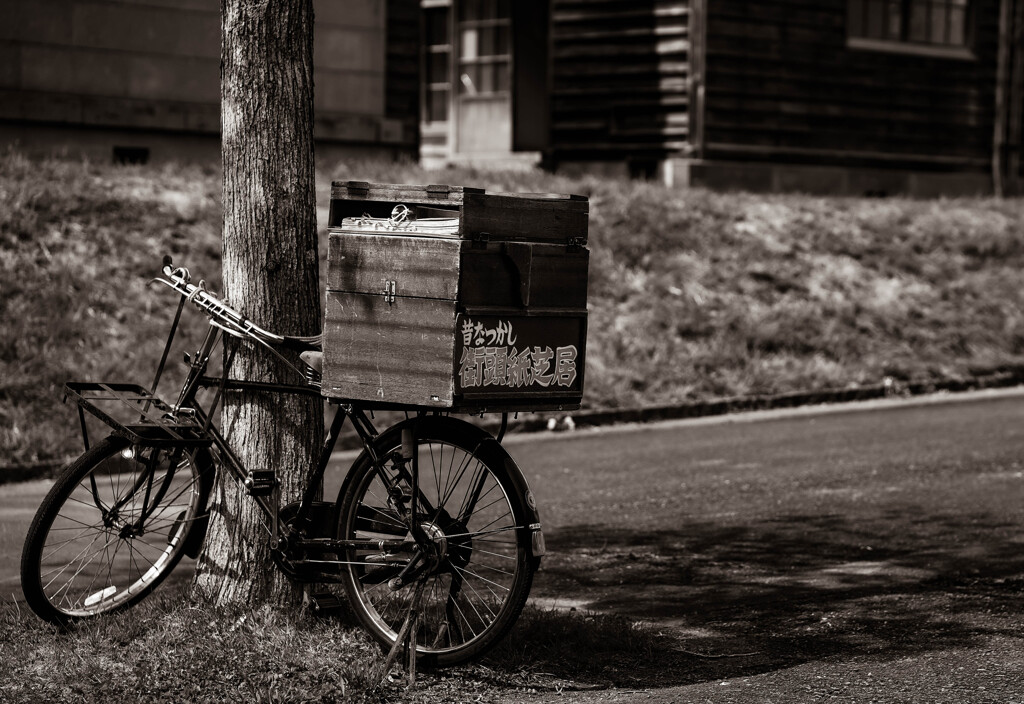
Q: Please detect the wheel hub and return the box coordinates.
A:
[103,509,144,539]
[443,519,472,571]
[419,522,448,561]
[118,523,138,539]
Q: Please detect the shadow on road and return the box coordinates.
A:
[485,511,1024,688]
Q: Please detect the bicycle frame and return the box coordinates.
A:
[174,322,421,580]
[66,259,524,585]
[30,257,547,668]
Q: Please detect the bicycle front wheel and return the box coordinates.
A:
[21,434,209,624]
[336,416,538,668]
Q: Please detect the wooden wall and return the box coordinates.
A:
[385,0,421,147]
[313,0,391,143]
[701,0,999,172]
[0,0,415,158]
[0,0,221,139]
[550,0,693,167]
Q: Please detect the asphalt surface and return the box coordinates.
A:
[508,389,1024,702]
[4,389,1024,702]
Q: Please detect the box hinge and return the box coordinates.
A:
[503,242,533,307]
[345,181,370,196]
[567,236,586,251]
[383,280,397,305]
[426,184,451,199]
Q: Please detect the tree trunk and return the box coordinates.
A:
[193,0,322,606]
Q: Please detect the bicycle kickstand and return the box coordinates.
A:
[377,580,426,686]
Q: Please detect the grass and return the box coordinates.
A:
[0,588,684,703]
[0,151,222,469]
[5,149,1024,468]
[0,590,380,703]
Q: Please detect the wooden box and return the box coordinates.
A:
[322,181,589,412]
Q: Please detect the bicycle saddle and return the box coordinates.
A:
[299,349,323,376]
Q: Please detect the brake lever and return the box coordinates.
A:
[160,255,190,283]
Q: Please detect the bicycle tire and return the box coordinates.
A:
[335,416,538,668]
[21,434,210,625]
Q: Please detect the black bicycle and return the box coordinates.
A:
[20,257,544,668]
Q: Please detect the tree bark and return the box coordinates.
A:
[193,0,322,606]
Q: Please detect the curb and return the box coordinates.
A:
[7,369,1024,484]
[0,457,77,486]
[500,368,1024,433]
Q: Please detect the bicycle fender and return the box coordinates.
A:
[473,437,546,559]
[182,449,216,559]
[336,417,546,560]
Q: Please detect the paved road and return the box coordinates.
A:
[507,390,1024,702]
[4,389,1024,701]
[0,480,45,599]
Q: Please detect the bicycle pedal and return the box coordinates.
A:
[307,591,345,613]
[243,469,278,496]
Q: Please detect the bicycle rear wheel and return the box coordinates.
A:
[336,416,538,667]
[21,434,209,624]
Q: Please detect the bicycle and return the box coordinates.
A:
[20,256,545,668]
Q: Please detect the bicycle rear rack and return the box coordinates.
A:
[64,382,213,448]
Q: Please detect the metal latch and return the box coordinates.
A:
[384,280,397,305]
[470,231,491,249]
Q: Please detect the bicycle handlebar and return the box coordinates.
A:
[154,256,286,346]
[152,256,322,388]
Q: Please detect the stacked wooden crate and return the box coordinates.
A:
[322,181,589,413]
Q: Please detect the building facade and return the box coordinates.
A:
[0,0,418,163]
[685,0,1011,195]
[3,0,1021,194]
[426,0,1023,195]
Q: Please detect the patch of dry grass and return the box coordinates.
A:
[0,590,385,703]
[0,591,686,703]
[583,186,1024,407]
[0,151,222,468]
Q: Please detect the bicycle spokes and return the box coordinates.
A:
[342,426,527,661]
[27,441,204,619]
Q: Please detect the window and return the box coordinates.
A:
[848,0,973,54]
[423,3,451,123]
[113,146,150,165]
[457,0,511,97]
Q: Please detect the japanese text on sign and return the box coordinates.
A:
[458,319,578,389]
